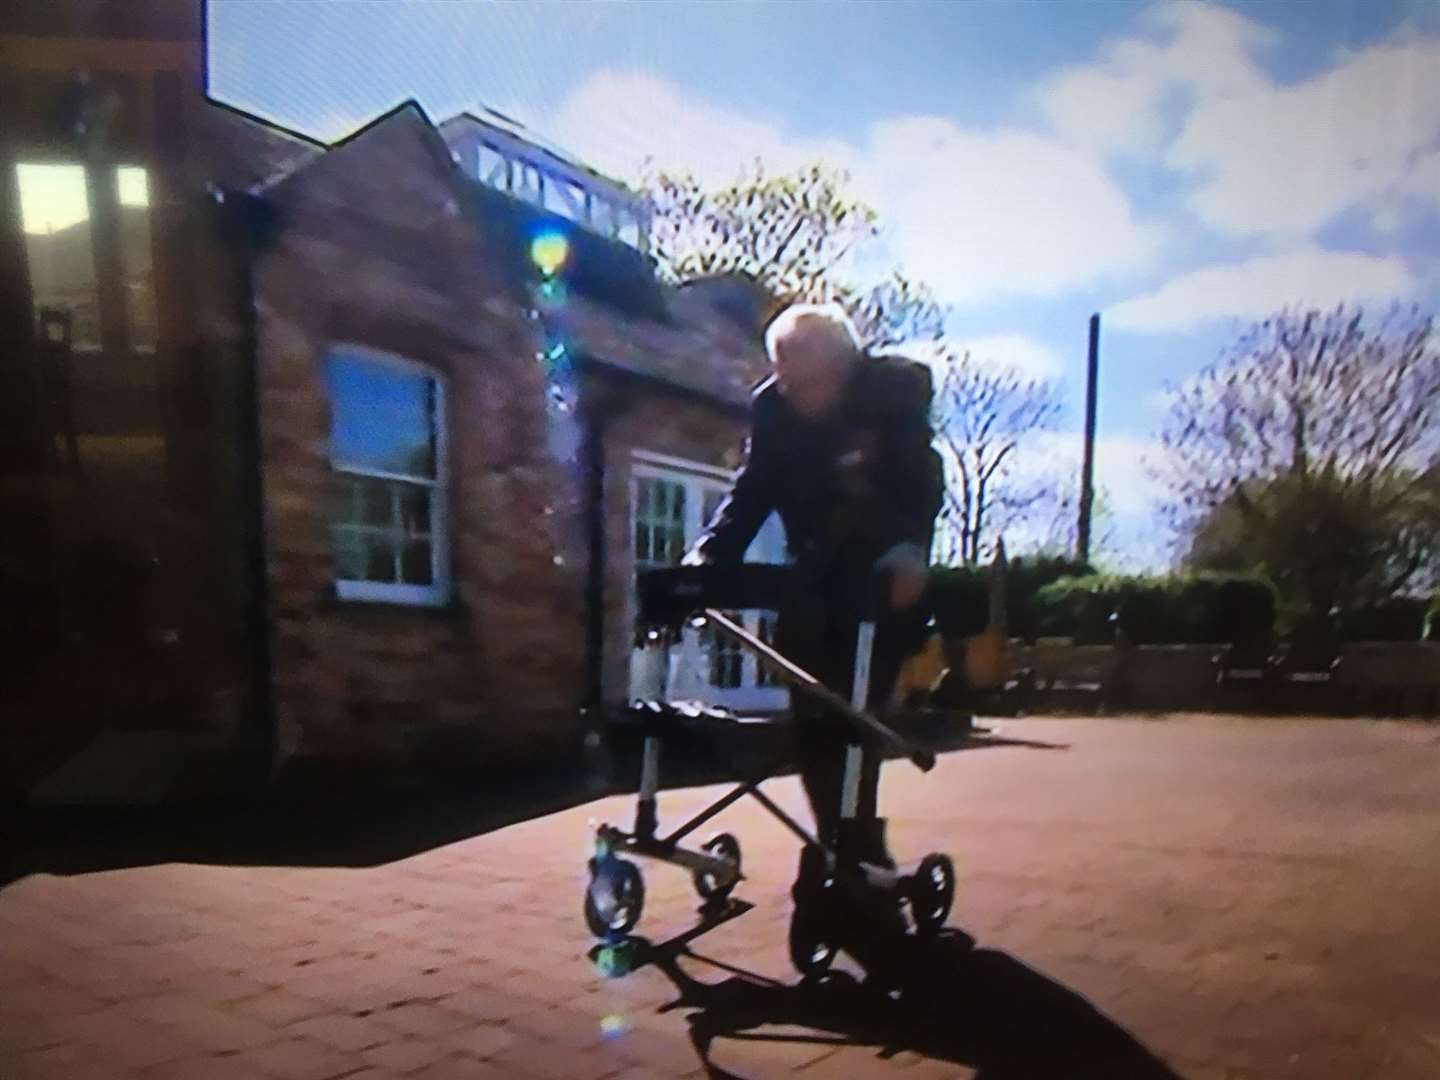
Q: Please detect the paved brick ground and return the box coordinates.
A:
[4,715,1440,1079]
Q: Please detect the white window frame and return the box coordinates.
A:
[628,451,788,711]
[327,343,451,608]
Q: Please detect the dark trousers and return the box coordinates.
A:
[776,563,917,849]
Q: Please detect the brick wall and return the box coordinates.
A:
[1006,641,1440,716]
[251,110,589,781]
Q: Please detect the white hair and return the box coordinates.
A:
[764,303,863,366]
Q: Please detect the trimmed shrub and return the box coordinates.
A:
[926,566,991,639]
[1034,575,1115,644]
[1005,556,1097,642]
[1034,571,1276,646]
[1338,597,1429,642]
[929,559,1278,647]
[1182,574,1276,648]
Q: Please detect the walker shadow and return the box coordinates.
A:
[619,927,1180,1080]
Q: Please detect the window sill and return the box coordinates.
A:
[320,584,467,621]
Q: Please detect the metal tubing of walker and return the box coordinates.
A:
[745,785,822,850]
[636,736,661,840]
[597,826,736,880]
[840,619,876,823]
[700,608,934,772]
[851,621,875,711]
[660,778,753,850]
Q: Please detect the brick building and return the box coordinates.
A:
[3,1,783,802]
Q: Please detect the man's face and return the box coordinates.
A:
[774,326,851,420]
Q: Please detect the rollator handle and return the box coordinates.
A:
[700,608,936,773]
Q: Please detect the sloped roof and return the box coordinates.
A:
[223,98,767,407]
[199,99,324,191]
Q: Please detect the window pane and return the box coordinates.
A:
[327,352,438,478]
[362,535,395,583]
[636,479,651,521]
[16,163,99,351]
[356,476,392,527]
[651,480,667,519]
[757,614,780,686]
[706,613,743,689]
[333,527,366,581]
[635,522,651,563]
[399,484,431,536]
[115,166,155,352]
[401,540,433,585]
[671,483,686,526]
[332,476,358,525]
[702,489,724,528]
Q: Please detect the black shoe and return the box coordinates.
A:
[838,817,896,871]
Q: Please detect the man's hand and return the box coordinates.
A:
[680,547,709,568]
[876,544,928,610]
[890,560,927,610]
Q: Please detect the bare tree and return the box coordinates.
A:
[932,351,1065,566]
[1033,479,1118,564]
[1160,305,1440,618]
[642,161,944,349]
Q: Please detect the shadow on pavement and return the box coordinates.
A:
[632,928,1180,1080]
[1,766,610,887]
[3,725,1063,889]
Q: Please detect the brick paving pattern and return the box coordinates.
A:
[4,715,1440,1078]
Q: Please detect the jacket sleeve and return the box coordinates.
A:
[852,361,944,562]
[689,402,778,566]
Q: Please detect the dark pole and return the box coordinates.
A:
[1077,313,1100,565]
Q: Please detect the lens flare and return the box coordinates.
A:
[595,946,633,979]
[536,276,568,308]
[530,229,570,276]
[599,1013,631,1039]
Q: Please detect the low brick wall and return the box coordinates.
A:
[1004,641,1440,716]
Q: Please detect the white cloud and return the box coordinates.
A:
[1040,1,1440,238]
[856,118,1163,305]
[1108,246,1418,333]
[1171,38,1440,236]
[547,69,854,188]
[1024,430,1170,521]
[543,72,1159,304]
[1039,2,1276,157]
[958,334,1066,381]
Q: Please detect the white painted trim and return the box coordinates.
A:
[625,453,789,711]
[337,580,449,608]
[632,448,737,483]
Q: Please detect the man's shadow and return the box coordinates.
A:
[606,918,1181,1080]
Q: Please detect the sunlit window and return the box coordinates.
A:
[115,166,156,353]
[327,346,449,606]
[15,163,100,351]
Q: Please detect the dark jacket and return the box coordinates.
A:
[693,354,944,573]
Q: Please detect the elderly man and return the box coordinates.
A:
[685,302,943,874]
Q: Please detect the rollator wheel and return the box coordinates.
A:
[585,857,645,938]
[693,832,741,902]
[908,853,955,937]
[789,902,838,978]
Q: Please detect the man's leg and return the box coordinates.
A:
[850,606,926,867]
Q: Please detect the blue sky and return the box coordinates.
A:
[209,0,1440,568]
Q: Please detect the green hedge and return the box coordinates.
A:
[927,556,1095,642]
[1032,572,1277,646]
[1338,597,1429,642]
